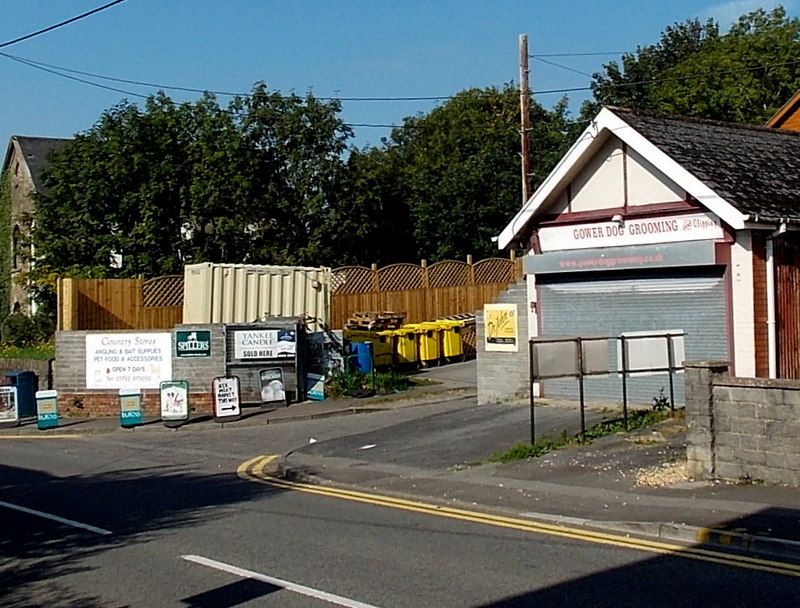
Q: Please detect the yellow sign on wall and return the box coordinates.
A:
[484,303,518,352]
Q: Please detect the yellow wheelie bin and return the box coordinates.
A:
[437,319,464,362]
[412,322,441,367]
[393,326,419,368]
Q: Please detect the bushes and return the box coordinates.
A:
[0,311,55,347]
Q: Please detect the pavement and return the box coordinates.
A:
[5,361,800,562]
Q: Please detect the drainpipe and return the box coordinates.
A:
[766,222,787,378]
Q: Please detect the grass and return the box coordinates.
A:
[489,408,675,463]
[0,343,55,360]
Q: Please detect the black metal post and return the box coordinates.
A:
[620,335,629,432]
[529,340,536,445]
[577,337,585,442]
[666,334,675,411]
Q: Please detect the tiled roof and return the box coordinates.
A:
[613,108,800,222]
[9,136,70,193]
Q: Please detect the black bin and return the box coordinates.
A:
[6,371,39,417]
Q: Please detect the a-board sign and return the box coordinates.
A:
[176,330,211,358]
[119,388,143,427]
[36,390,59,430]
[259,368,287,406]
[0,385,19,428]
[307,373,325,401]
[212,376,241,421]
[160,380,189,427]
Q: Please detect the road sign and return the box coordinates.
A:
[0,386,19,428]
[36,390,58,430]
[160,380,189,428]
[119,388,143,427]
[212,376,241,422]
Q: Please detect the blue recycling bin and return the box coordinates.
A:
[6,371,38,417]
[350,342,374,374]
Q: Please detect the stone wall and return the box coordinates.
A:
[477,279,530,404]
[686,361,800,486]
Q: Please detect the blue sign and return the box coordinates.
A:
[36,390,59,430]
[119,388,143,427]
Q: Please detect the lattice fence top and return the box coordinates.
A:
[428,260,471,288]
[143,275,184,307]
[473,258,515,283]
[331,266,375,294]
[379,263,424,291]
[330,256,518,294]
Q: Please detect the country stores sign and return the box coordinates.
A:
[538,212,724,252]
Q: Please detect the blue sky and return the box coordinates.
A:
[0,0,795,153]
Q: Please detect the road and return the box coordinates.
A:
[2,402,800,607]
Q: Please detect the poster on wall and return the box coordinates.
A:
[86,333,172,389]
[484,304,519,352]
[234,330,296,360]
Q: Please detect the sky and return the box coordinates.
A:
[0,0,796,154]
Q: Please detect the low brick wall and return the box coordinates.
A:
[686,361,800,486]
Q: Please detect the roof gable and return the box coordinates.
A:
[499,108,800,248]
[766,90,800,131]
[3,136,70,194]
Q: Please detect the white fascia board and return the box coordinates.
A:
[498,108,748,249]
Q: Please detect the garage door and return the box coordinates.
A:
[537,270,728,405]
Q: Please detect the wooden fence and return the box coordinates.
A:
[57,276,183,331]
[330,254,522,328]
[55,254,522,331]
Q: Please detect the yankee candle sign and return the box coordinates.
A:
[86,333,172,389]
[234,329,296,359]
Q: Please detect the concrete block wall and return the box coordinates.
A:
[477,278,529,404]
[686,361,800,486]
[54,326,225,417]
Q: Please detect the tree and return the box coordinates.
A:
[345,86,579,263]
[30,85,352,290]
[584,7,800,125]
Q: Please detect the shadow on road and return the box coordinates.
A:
[0,462,284,608]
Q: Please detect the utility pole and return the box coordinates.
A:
[519,34,532,204]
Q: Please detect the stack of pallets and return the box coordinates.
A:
[344,311,406,331]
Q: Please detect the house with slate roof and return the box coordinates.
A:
[486,107,800,405]
[1,136,70,315]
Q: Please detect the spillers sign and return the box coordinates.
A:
[176,330,211,358]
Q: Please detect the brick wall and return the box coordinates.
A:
[477,279,530,404]
[686,360,800,486]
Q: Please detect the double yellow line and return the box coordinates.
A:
[238,455,800,578]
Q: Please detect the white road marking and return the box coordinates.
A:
[358,444,377,450]
[0,499,112,535]
[182,554,382,608]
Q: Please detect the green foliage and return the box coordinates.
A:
[0,310,55,346]
[585,7,800,125]
[489,409,672,463]
[0,342,54,360]
[652,388,671,411]
[31,85,352,290]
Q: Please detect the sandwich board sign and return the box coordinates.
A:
[160,380,189,428]
[212,376,241,422]
[0,386,19,428]
[119,388,143,427]
[259,368,287,407]
[36,390,59,430]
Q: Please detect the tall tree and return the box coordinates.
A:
[584,7,800,125]
[30,85,352,289]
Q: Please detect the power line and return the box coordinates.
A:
[532,51,629,57]
[0,0,128,50]
[532,56,595,78]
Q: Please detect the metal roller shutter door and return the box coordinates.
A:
[538,270,727,405]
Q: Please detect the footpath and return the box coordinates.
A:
[4,366,800,562]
